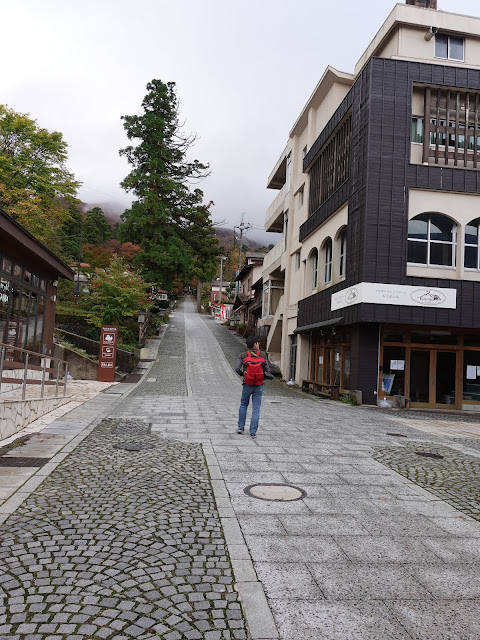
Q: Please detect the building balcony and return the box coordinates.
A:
[262,240,284,278]
[265,184,287,233]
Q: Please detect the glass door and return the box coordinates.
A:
[410,350,431,406]
[410,349,457,408]
[435,351,456,408]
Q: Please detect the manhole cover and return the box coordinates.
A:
[386,433,408,438]
[415,452,444,459]
[113,442,155,451]
[244,483,306,502]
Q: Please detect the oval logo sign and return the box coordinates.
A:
[345,287,359,305]
[410,288,446,306]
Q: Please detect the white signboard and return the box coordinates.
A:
[331,282,456,311]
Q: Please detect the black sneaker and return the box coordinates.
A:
[250,433,257,437]
[236,429,244,434]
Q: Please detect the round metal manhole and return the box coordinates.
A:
[415,451,444,460]
[113,442,156,452]
[244,483,307,502]
[386,433,408,438]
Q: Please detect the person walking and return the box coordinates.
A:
[235,336,273,437]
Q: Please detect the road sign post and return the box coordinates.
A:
[97,325,118,382]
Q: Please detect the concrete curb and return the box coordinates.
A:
[202,443,279,640]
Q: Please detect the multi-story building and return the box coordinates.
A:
[263,0,480,409]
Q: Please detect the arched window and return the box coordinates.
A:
[465,218,480,269]
[311,248,318,289]
[339,228,347,277]
[407,213,456,267]
[324,238,332,284]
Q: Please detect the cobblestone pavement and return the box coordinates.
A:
[0,313,248,638]
[373,440,480,520]
[4,298,480,639]
[113,298,480,639]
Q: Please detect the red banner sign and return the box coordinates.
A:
[97,325,118,382]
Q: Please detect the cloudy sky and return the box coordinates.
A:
[2,0,480,238]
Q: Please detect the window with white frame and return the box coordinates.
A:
[295,251,301,271]
[339,228,347,277]
[285,153,292,192]
[465,218,480,269]
[407,213,456,267]
[311,249,318,289]
[435,34,464,61]
[324,238,332,284]
[298,187,304,208]
[262,280,284,316]
[284,211,289,250]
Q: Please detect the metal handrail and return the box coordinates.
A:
[0,341,69,399]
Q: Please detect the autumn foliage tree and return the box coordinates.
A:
[0,105,80,244]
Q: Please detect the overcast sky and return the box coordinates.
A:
[2,0,480,238]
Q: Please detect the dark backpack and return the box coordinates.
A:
[243,350,265,385]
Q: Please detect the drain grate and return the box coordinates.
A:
[113,442,156,452]
[244,483,307,502]
[386,433,408,438]
[415,451,444,460]
[0,457,50,467]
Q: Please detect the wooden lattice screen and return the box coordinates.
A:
[308,115,351,216]
[423,87,480,167]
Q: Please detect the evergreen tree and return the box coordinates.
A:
[119,79,219,291]
[59,204,84,262]
[83,206,111,244]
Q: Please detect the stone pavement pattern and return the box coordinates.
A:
[3,298,480,639]
[0,415,247,640]
[114,298,480,639]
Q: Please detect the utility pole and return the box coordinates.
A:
[234,213,252,296]
[219,256,227,303]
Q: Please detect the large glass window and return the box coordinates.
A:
[435,34,464,61]
[465,218,480,269]
[407,213,456,267]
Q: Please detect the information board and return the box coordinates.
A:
[97,325,118,382]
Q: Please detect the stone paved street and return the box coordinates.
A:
[2,297,480,639]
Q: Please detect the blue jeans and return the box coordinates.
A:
[238,384,264,435]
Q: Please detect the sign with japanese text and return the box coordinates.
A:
[97,325,118,382]
[331,282,456,311]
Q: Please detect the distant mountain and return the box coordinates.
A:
[215,226,279,249]
[80,201,127,224]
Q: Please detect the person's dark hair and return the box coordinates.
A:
[246,336,259,349]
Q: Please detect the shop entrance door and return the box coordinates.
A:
[410,350,457,408]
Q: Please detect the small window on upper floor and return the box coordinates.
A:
[435,34,464,61]
[298,187,304,208]
[295,251,301,271]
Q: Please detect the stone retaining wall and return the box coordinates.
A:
[0,395,71,441]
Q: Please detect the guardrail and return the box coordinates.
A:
[0,342,68,400]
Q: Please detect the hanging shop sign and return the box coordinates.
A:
[97,325,118,382]
[331,282,457,312]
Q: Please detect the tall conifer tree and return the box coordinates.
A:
[119,80,219,291]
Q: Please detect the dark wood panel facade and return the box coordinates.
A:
[298,57,480,332]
